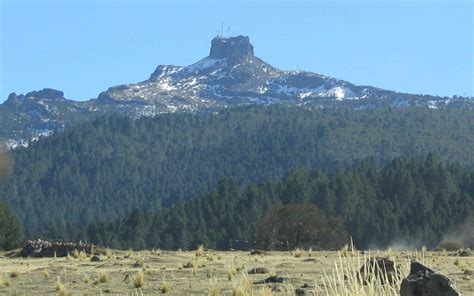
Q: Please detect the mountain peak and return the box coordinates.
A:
[4,88,65,107]
[209,35,254,65]
[25,88,65,100]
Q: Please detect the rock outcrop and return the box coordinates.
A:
[209,35,254,65]
[20,239,94,257]
[358,257,401,285]
[457,248,472,257]
[26,88,65,100]
[400,261,459,296]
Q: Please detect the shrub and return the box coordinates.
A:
[258,204,348,250]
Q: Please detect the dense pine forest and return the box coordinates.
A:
[87,157,474,250]
[0,106,473,248]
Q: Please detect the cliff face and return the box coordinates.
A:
[209,35,254,66]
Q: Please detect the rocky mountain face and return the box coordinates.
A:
[1,35,472,149]
[0,89,92,149]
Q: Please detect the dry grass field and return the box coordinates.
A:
[0,247,472,295]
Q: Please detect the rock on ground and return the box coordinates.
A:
[400,261,460,296]
[248,266,270,274]
[358,257,400,285]
[20,239,94,257]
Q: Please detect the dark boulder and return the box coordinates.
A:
[249,250,265,256]
[295,288,306,295]
[254,275,288,284]
[358,257,400,285]
[90,255,102,262]
[400,261,459,296]
[457,248,472,257]
[263,275,287,283]
[248,266,270,274]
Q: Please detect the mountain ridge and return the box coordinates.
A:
[1,35,472,149]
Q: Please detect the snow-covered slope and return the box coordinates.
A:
[1,35,472,149]
[97,35,472,112]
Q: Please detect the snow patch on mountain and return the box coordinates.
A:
[185,58,223,73]
[155,77,177,91]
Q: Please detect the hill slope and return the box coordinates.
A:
[0,106,473,239]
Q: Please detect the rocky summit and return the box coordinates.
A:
[209,35,254,63]
[1,35,472,149]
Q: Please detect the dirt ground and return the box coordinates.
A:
[0,249,472,295]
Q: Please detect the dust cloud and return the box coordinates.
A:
[443,214,474,248]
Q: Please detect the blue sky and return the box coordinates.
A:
[1,0,472,102]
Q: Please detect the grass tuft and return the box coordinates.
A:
[196,245,205,257]
[159,277,171,293]
[134,271,144,288]
[317,251,409,295]
[293,248,303,258]
[55,277,67,296]
[227,263,238,281]
[454,258,460,266]
[98,271,110,283]
[231,272,253,296]
[257,287,273,296]
[1,273,9,286]
[43,268,50,278]
[208,279,221,296]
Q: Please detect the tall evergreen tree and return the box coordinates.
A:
[0,202,23,250]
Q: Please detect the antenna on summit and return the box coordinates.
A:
[216,22,228,38]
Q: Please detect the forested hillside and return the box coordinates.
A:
[87,157,474,250]
[0,106,473,240]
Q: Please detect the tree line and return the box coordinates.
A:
[0,106,473,242]
[86,156,474,250]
